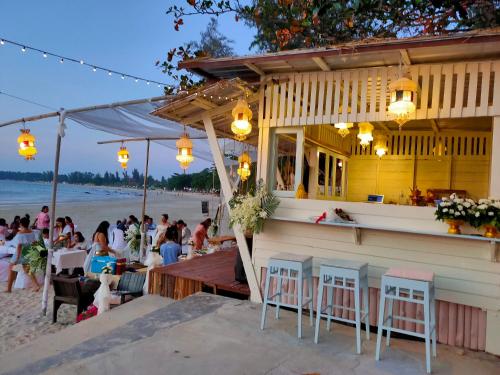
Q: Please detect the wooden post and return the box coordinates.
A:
[139,139,151,260]
[202,114,262,303]
[490,116,500,199]
[41,110,65,315]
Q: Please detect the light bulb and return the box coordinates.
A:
[135,79,138,83]
[0,39,4,45]
[21,46,26,52]
[43,52,47,58]
[146,81,150,85]
[60,58,64,63]
[93,67,97,72]
[108,71,112,76]
[121,75,125,80]
[79,60,84,64]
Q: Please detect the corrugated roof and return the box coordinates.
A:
[180,28,500,80]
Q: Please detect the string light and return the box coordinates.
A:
[0,37,170,88]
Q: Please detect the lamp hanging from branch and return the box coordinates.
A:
[237,152,252,181]
[334,122,354,137]
[374,133,388,158]
[117,144,130,169]
[231,98,252,141]
[176,132,194,171]
[17,128,37,160]
[357,123,374,149]
[388,76,417,128]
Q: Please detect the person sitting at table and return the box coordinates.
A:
[0,218,8,242]
[41,228,50,247]
[111,221,128,256]
[69,231,87,251]
[147,216,156,231]
[65,216,75,239]
[5,216,40,293]
[192,218,211,250]
[152,214,169,248]
[32,206,50,230]
[53,217,68,248]
[176,220,191,254]
[160,226,182,266]
[83,221,117,273]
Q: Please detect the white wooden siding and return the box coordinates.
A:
[259,60,500,128]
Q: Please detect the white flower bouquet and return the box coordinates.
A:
[124,223,142,255]
[229,180,280,234]
[434,193,473,222]
[469,198,500,229]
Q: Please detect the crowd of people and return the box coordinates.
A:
[0,204,216,293]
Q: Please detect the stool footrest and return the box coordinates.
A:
[318,313,368,325]
[384,315,425,325]
[380,326,427,339]
[385,294,425,304]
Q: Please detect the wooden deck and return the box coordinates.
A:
[149,248,250,300]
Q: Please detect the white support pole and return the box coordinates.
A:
[41,110,65,315]
[139,139,151,261]
[490,116,500,199]
[202,114,262,303]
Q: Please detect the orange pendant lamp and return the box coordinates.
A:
[231,98,252,141]
[117,145,130,169]
[237,152,252,181]
[17,129,37,160]
[176,133,194,170]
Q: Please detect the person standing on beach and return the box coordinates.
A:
[192,218,211,250]
[5,216,40,293]
[160,226,182,266]
[176,220,191,254]
[152,214,169,248]
[33,206,50,230]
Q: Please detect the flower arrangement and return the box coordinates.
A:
[469,199,500,227]
[76,304,98,323]
[124,223,142,255]
[229,180,280,234]
[434,193,473,222]
[23,239,48,275]
[208,222,219,237]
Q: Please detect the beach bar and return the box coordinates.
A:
[153,30,500,356]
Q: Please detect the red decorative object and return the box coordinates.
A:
[76,304,98,323]
[315,212,327,224]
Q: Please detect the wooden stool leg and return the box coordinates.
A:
[314,273,325,344]
[326,278,334,331]
[308,273,314,326]
[375,280,387,361]
[386,292,394,347]
[424,287,432,374]
[430,287,437,358]
[363,278,370,340]
[260,268,272,330]
[275,268,282,320]
[354,278,362,354]
[297,269,303,339]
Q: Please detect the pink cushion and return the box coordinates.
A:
[385,267,434,282]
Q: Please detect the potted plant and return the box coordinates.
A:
[434,193,474,234]
[469,199,500,238]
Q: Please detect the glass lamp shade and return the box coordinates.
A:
[357,123,374,149]
[374,134,388,158]
[176,133,194,169]
[231,98,253,141]
[334,122,354,137]
[17,129,37,160]
[117,146,130,169]
[237,152,252,181]
[388,77,417,126]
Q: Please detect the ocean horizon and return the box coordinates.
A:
[0,180,142,206]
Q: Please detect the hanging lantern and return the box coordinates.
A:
[176,133,194,170]
[357,123,374,149]
[231,98,252,141]
[117,145,130,169]
[374,133,388,158]
[237,152,252,181]
[17,129,37,160]
[334,122,354,137]
[388,77,417,127]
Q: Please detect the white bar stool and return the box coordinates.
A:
[375,268,437,374]
[260,252,313,338]
[314,259,370,354]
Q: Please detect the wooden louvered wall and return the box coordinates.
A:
[258,60,500,128]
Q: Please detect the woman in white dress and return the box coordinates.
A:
[5,216,39,292]
[152,214,169,248]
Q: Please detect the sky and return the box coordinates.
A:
[0,0,254,178]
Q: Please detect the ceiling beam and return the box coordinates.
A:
[245,63,265,76]
[371,121,391,132]
[312,57,331,72]
[400,49,412,66]
[430,119,440,132]
[193,97,217,110]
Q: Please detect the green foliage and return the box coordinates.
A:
[23,239,47,275]
[167,1,500,52]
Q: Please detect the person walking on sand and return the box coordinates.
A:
[5,216,40,293]
[32,206,50,230]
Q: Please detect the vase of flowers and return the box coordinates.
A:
[229,180,280,235]
[469,199,500,238]
[124,223,142,256]
[434,194,474,234]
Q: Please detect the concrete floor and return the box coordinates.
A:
[0,293,498,375]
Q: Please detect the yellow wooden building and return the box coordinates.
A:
[154,29,500,355]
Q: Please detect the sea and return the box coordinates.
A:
[0,180,141,206]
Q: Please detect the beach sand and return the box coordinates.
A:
[0,190,225,240]
[0,190,229,354]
